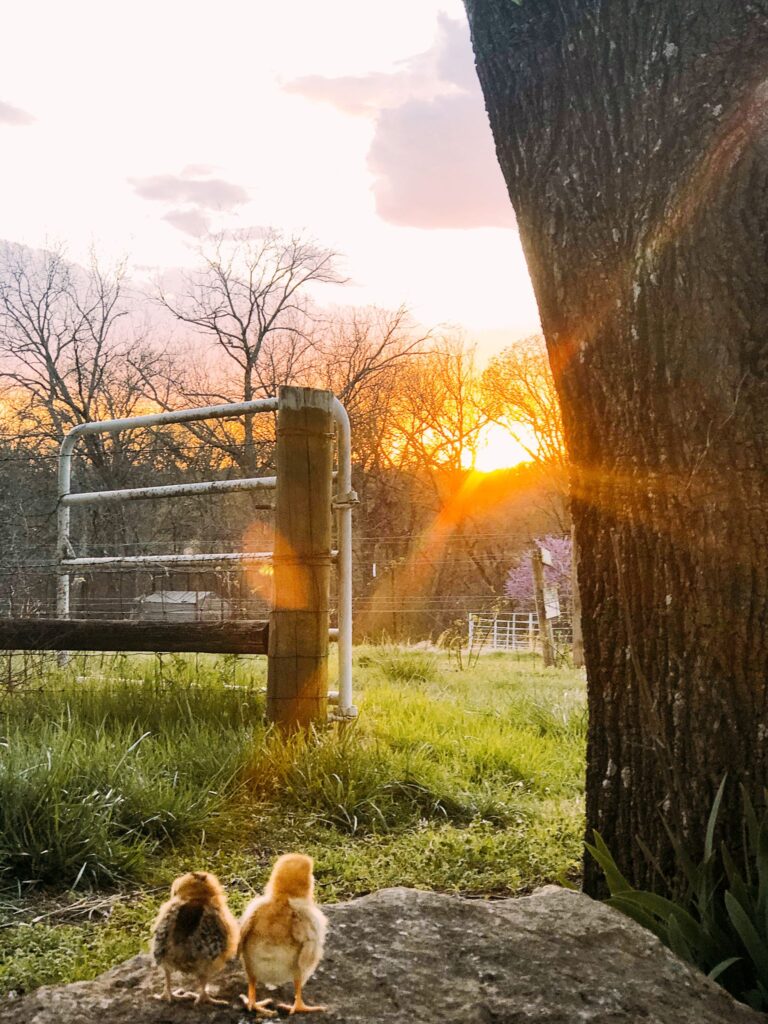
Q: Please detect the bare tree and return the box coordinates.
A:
[156,230,346,475]
[483,335,567,474]
[0,243,163,475]
[482,336,582,665]
[385,338,506,592]
[314,305,428,410]
[0,242,185,586]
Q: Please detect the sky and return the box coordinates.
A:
[0,1,541,358]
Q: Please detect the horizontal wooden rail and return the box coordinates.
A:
[0,618,269,655]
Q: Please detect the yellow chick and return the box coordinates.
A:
[151,870,239,1006]
[239,853,328,1016]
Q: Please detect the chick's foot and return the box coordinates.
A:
[278,998,327,1014]
[240,992,277,1017]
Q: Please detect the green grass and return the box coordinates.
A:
[0,647,585,997]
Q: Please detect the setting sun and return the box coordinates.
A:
[466,421,540,473]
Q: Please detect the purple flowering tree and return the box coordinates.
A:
[505,536,572,610]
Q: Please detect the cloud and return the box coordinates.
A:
[128,167,249,236]
[370,95,514,229]
[0,100,35,126]
[285,15,460,116]
[286,71,433,117]
[162,209,210,237]
[129,172,248,210]
[285,14,512,230]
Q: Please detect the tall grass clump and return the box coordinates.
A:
[244,726,506,834]
[507,694,588,742]
[368,644,440,685]
[0,675,265,887]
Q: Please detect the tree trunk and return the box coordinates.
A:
[465,0,768,895]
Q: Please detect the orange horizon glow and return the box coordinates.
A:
[463,421,539,473]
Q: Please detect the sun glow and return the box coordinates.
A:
[467,422,539,473]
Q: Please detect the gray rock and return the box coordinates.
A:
[0,886,759,1023]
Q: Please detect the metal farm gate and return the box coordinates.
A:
[0,385,357,727]
[468,611,573,653]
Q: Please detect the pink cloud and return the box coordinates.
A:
[129,173,247,210]
[284,15,514,230]
[370,94,513,229]
[162,209,210,236]
[0,100,35,126]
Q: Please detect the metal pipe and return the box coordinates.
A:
[62,476,277,507]
[56,435,73,664]
[57,446,72,620]
[59,398,278,451]
[331,397,357,718]
[60,550,339,570]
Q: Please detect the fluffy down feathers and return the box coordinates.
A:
[240,854,327,990]
[152,871,239,981]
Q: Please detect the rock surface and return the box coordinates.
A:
[0,886,760,1023]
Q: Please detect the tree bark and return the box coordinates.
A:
[465,0,768,894]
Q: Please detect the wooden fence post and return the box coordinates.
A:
[267,386,334,729]
[531,545,556,668]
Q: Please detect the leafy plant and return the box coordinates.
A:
[587,778,768,1011]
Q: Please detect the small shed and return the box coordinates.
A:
[134,590,231,623]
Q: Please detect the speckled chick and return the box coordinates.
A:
[151,870,239,1006]
[239,854,328,1016]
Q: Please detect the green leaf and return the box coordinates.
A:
[586,832,633,895]
[707,956,741,983]
[725,891,768,989]
[722,844,757,929]
[606,895,669,944]
[609,887,720,961]
[667,914,694,965]
[754,805,768,920]
[705,775,727,861]
[662,816,705,896]
[743,786,760,855]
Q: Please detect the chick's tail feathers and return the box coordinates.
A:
[172,901,204,941]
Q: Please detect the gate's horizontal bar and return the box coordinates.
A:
[0,618,270,655]
[60,550,338,570]
[61,398,279,444]
[62,551,275,569]
[63,476,278,507]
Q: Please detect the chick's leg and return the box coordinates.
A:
[279,978,326,1014]
[153,967,174,1002]
[239,974,276,1016]
[193,976,231,1007]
